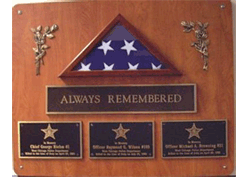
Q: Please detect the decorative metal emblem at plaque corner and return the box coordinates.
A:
[31,24,58,75]
[181,21,209,70]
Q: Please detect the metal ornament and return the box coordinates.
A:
[181,21,209,70]
[31,24,58,75]
[17,10,22,15]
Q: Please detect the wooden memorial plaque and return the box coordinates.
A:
[12,0,234,176]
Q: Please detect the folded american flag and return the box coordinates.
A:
[72,23,165,71]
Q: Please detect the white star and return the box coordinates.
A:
[128,62,139,70]
[121,40,137,55]
[97,40,114,55]
[151,63,162,70]
[103,63,114,71]
[79,63,91,71]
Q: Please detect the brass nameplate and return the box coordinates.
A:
[89,122,154,159]
[162,120,227,158]
[18,122,82,159]
[46,84,196,114]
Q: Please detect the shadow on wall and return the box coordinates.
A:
[231,0,236,176]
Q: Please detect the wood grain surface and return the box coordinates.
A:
[12,0,234,176]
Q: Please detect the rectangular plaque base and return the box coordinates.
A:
[89,122,154,159]
[47,84,196,114]
[162,120,227,159]
[18,121,82,159]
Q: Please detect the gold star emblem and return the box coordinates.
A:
[112,124,130,140]
[41,124,58,140]
[185,123,203,139]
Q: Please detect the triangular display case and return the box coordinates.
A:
[59,14,181,77]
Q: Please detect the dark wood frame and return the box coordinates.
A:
[59,14,181,77]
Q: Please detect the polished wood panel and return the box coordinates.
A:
[12,0,234,176]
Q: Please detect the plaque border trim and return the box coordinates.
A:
[88,121,155,159]
[18,121,83,159]
[46,84,197,114]
[161,119,228,159]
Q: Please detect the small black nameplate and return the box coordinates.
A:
[18,122,82,159]
[162,120,227,158]
[89,122,154,159]
[46,84,196,114]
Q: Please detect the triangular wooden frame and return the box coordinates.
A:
[59,14,181,77]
